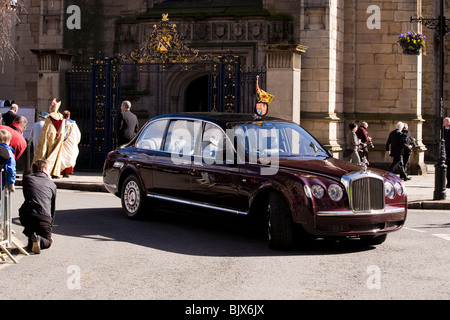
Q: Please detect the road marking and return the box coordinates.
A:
[432,234,450,241]
[405,228,450,241]
[403,227,426,233]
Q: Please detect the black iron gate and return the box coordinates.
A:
[65,66,92,169]
[67,15,265,169]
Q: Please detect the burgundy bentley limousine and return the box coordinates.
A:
[103,113,407,249]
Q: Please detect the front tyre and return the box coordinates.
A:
[267,192,295,250]
[121,174,147,219]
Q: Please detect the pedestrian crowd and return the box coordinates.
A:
[0,99,138,256]
[0,99,80,255]
[344,120,417,182]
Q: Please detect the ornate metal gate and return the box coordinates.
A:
[67,15,265,169]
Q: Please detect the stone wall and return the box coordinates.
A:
[297,0,426,173]
[347,0,425,172]
[298,0,345,154]
[13,0,40,110]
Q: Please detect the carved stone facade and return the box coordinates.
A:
[3,0,449,172]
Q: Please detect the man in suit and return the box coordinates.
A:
[386,122,411,181]
[2,103,19,126]
[117,100,139,146]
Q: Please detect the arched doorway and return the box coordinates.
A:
[185,75,209,112]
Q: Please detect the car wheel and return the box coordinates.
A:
[266,192,295,250]
[121,174,147,219]
[361,234,387,246]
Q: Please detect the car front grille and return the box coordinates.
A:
[348,176,385,211]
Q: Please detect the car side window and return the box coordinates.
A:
[202,123,226,159]
[135,119,168,150]
[164,120,197,155]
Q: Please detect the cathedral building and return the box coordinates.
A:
[2,0,447,170]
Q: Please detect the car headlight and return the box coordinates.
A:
[394,182,404,196]
[311,184,325,199]
[113,161,124,169]
[328,184,344,201]
[384,182,395,199]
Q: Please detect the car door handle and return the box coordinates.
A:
[161,168,181,174]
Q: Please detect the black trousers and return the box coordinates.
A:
[403,150,412,170]
[388,155,408,179]
[19,216,53,249]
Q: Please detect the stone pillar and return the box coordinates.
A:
[263,44,306,124]
[299,1,345,157]
[408,39,427,175]
[31,49,73,115]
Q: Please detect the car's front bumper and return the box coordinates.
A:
[303,205,407,237]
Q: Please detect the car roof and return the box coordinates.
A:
[151,112,291,128]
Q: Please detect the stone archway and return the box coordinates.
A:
[185,75,209,112]
[162,70,210,114]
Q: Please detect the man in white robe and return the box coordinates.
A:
[60,110,81,177]
[32,99,66,178]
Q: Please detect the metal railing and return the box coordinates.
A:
[0,170,29,263]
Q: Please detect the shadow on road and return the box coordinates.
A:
[13,205,376,257]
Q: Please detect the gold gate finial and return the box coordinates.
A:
[162,13,169,21]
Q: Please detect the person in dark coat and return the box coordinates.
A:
[356,121,372,163]
[386,122,411,181]
[2,104,18,126]
[443,117,450,187]
[117,100,139,146]
[402,123,416,174]
[19,159,57,254]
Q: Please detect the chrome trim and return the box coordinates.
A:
[147,194,248,215]
[341,171,385,212]
[341,171,384,191]
[316,207,405,217]
[104,182,118,189]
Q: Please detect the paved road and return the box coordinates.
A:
[1,188,449,300]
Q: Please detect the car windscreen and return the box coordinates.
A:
[231,122,329,158]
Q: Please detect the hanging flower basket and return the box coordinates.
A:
[397,32,426,55]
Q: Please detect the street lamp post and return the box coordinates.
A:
[411,0,449,200]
